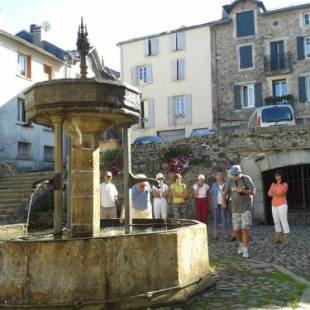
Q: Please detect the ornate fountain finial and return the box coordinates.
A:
[77,17,90,79]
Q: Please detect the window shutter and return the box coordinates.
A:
[168,97,175,126]
[26,56,32,79]
[147,64,153,84]
[170,33,177,51]
[297,36,305,60]
[234,85,242,109]
[236,11,255,37]
[298,76,307,102]
[151,38,159,55]
[131,67,138,85]
[144,39,150,56]
[178,59,185,80]
[240,46,253,69]
[145,98,155,128]
[172,60,177,81]
[177,32,185,50]
[184,95,192,125]
[255,82,263,107]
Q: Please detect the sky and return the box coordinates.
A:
[0,0,308,71]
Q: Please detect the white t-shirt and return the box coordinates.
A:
[100,183,118,208]
[152,184,169,200]
[193,183,209,198]
[217,183,225,205]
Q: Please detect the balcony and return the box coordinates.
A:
[264,52,292,76]
[264,94,294,106]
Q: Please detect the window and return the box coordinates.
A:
[18,142,31,159]
[138,66,148,85]
[304,13,310,25]
[145,38,159,56]
[241,84,255,108]
[18,53,31,78]
[236,10,255,38]
[43,64,52,80]
[239,45,253,69]
[44,146,54,162]
[305,37,310,58]
[173,59,185,80]
[272,79,288,97]
[171,32,185,51]
[175,96,185,118]
[17,98,26,123]
[140,100,149,129]
[270,41,285,70]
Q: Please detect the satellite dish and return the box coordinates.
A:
[42,21,51,32]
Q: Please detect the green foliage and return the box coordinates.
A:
[161,145,192,162]
[100,149,123,168]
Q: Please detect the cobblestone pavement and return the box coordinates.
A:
[157,225,310,310]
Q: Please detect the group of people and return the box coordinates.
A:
[100,165,290,258]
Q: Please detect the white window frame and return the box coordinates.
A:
[241,84,255,108]
[138,66,147,85]
[175,96,185,118]
[176,33,184,51]
[140,100,149,128]
[304,12,310,25]
[305,37,310,59]
[17,98,27,123]
[17,53,27,77]
[272,79,288,97]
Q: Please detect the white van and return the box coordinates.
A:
[247,104,296,128]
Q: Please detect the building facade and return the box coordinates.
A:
[0,25,68,170]
[118,25,213,142]
[212,0,310,129]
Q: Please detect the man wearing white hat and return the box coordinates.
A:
[100,171,118,219]
[152,173,169,219]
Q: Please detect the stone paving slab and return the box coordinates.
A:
[155,225,310,310]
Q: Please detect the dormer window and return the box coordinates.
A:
[236,10,255,38]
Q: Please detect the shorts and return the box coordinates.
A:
[232,211,252,230]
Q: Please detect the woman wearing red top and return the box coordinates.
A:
[268,170,290,244]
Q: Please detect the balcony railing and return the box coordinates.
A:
[264,52,292,75]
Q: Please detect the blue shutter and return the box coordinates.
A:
[151,38,159,55]
[236,11,255,37]
[147,65,153,84]
[146,98,155,128]
[255,82,263,107]
[178,59,185,80]
[177,32,185,50]
[298,77,307,102]
[170,33,177,51]
[130,67,137,85]
[168,97,175,126]
[184,95,192,125]
[240,46,253,69]
[297,36,305,60]
[234,85,242,110]
[172,60,177,81]
[144,39,150,56]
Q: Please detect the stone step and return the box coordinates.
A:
[0,198,29,204]
[0,193,30,200]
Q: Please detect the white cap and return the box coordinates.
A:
[105,171,112,177]
[198,174,205,180]
[156,173,165,179]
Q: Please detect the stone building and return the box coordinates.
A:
[211,0,310,129]
[118,24,213,142]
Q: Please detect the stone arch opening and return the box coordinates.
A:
[262,164,310,225]
[240,149,310,225]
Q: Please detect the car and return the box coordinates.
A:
[133,136,164,145]
[191,128,217,138]
[247,104,296,129]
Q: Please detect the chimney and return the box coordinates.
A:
[30,24,43,47]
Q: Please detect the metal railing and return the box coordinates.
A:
[264,52,292,75]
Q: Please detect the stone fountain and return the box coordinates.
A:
[0,20,211,309]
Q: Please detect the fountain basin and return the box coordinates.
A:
[0,219,211,309]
